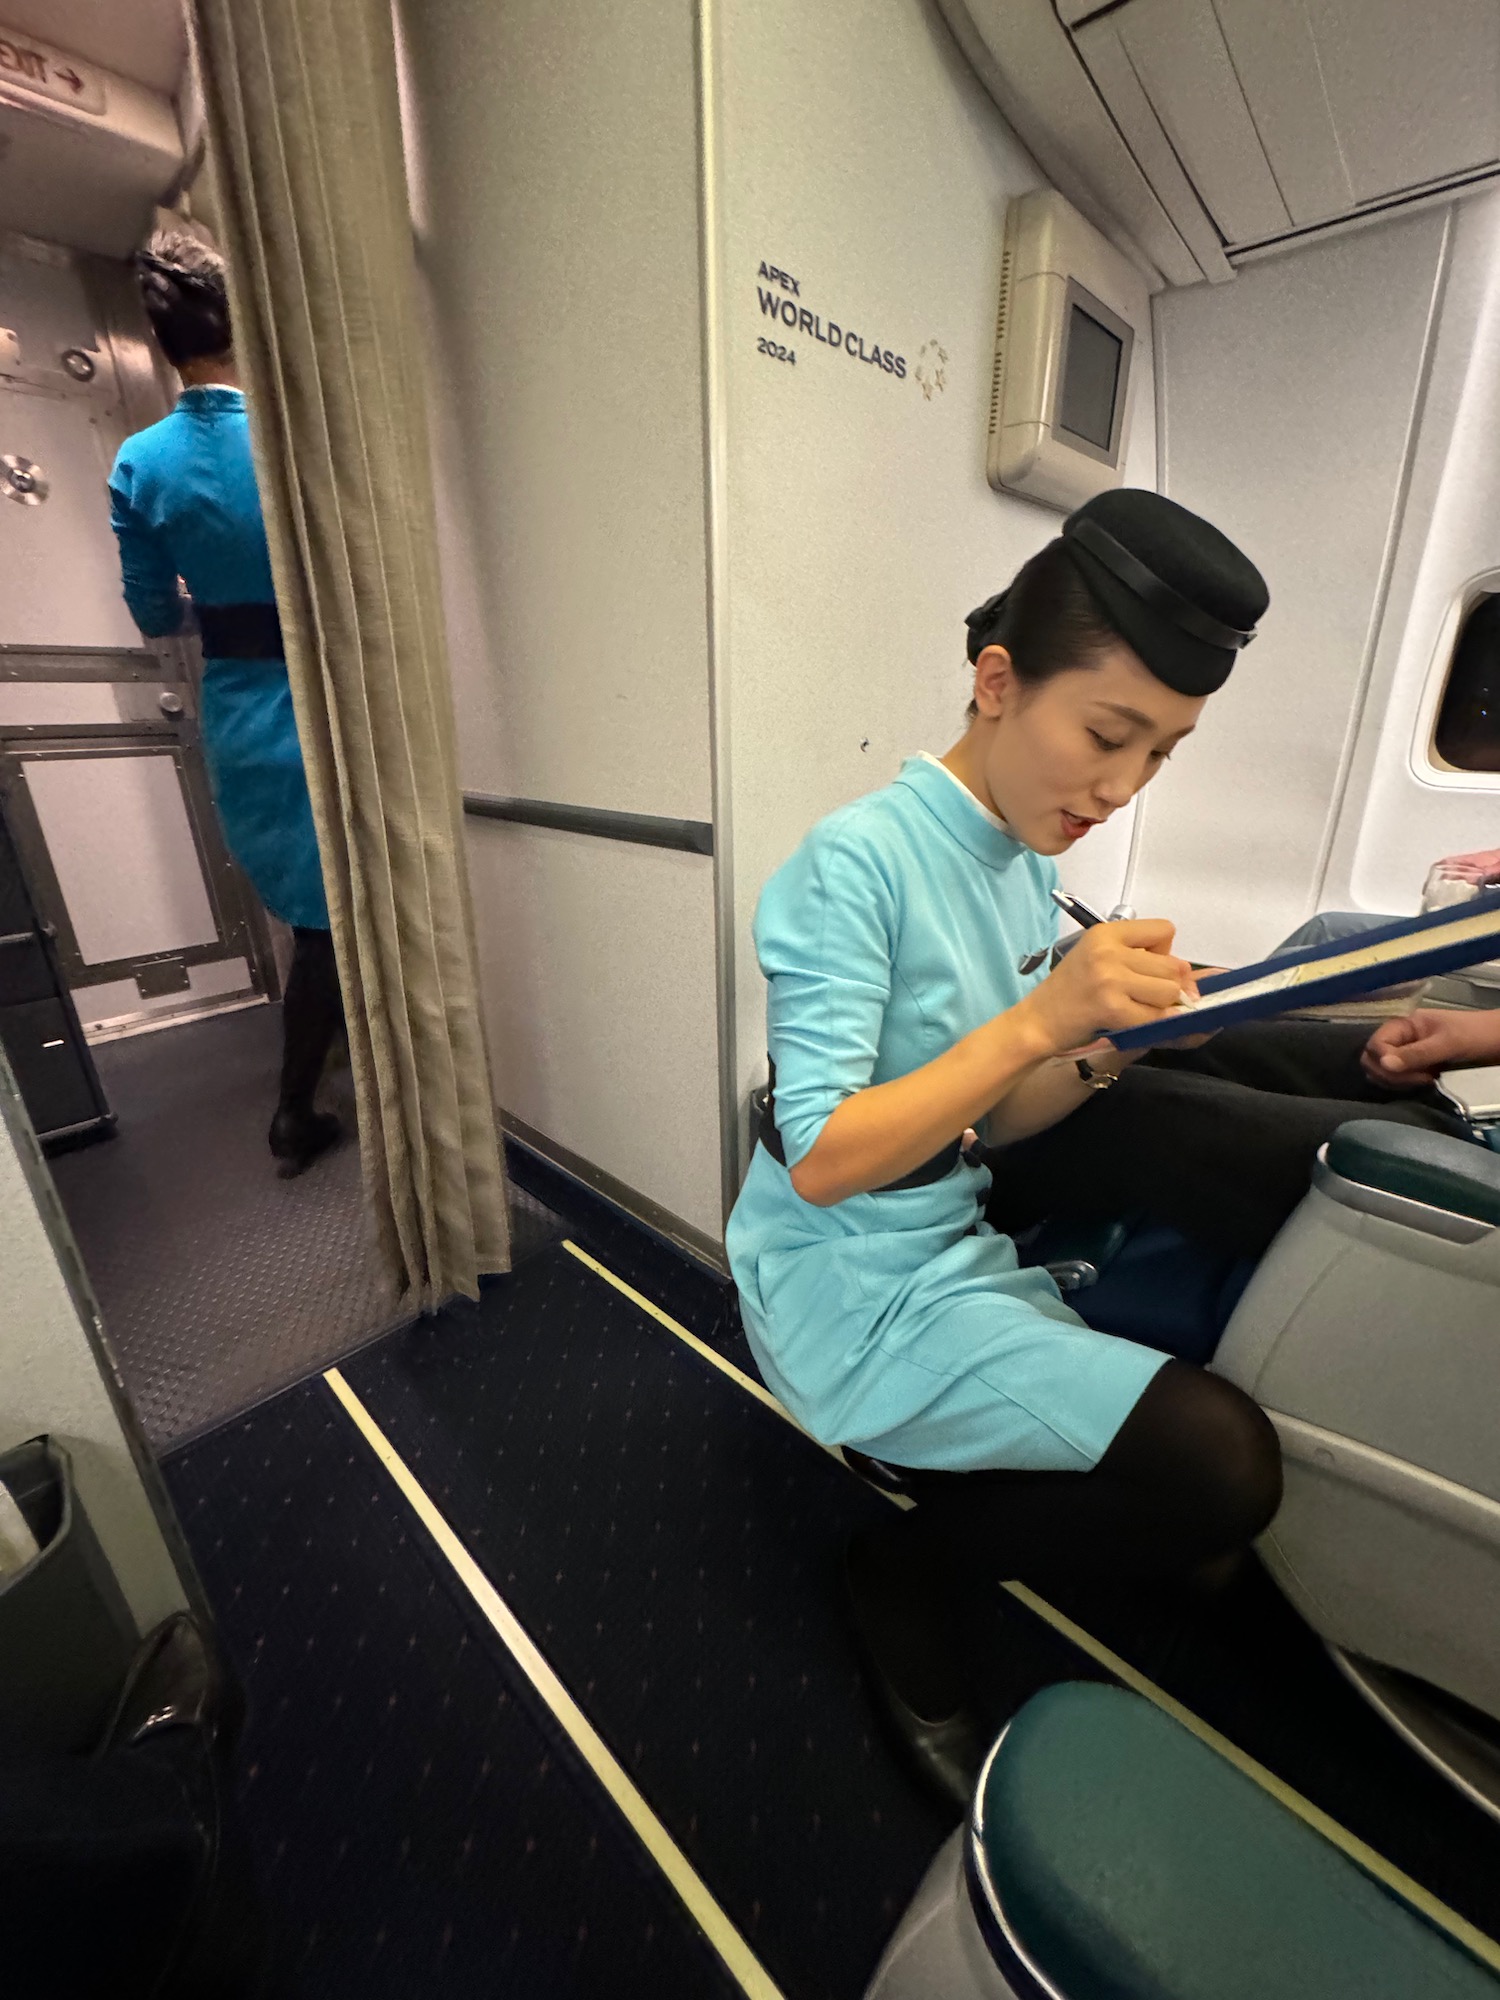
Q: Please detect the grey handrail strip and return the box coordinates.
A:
[462,792,714,856]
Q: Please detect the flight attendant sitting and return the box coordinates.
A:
[108,233,342,1177]
[725,490,1282,1809]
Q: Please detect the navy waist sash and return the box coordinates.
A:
[755,1060,962,1191]
[197,601,284,660]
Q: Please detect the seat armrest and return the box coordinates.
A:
[1323,1120,1500,1230]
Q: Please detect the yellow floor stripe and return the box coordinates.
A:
[564,1239,1500,1972]
[323,1366,786,2000]
[563,1240,798,1427]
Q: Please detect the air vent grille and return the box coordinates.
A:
[987,246,1014,440]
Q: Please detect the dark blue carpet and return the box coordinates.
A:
[503,1138,756,1375]
[343,1246,954,2000]
[346,1237,1500,1959]
[164,1381,739,2000]
[161,1163,1500,1995]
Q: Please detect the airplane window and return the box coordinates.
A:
[1434,593,1500,773]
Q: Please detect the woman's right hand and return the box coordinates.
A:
[1016,919,1196,1057]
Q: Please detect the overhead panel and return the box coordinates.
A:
[1212,0,1355,228]
[1063,14,1231,278]
[1077,0,1292,246]
[1297,0,1500,207]
[1060,0,1500,264]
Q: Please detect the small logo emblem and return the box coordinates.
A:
[915,340,948,401]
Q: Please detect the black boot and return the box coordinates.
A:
[268,1105,342,1178]
[843,1529,986,1817]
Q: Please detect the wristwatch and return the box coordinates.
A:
[1075,1056,1117,1091]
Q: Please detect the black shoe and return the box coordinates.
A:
[841,1446,915,1497]
[842,1537,986,1817]
[268,1106,342,1177]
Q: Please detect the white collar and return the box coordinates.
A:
[918,752,1010,833]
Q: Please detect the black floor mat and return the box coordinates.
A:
[49,1007,560,1449]
[164,1379,739,2000]
[50,1007,395,1448]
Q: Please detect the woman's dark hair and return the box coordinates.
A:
[964,537,1117,715]
[135,231,232,368]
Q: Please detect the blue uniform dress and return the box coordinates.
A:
[725,754,1169,1474]
[107,385,328,931]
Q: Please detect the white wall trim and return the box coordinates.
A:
[1308,207,1456,917]
[695,0,740,1222]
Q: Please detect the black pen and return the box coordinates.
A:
[1051,889,1107,930]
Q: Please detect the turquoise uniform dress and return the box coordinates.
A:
[107,386,328,931]
[725,754,1169,1474]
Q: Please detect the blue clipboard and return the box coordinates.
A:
[1105,886,1500,1053]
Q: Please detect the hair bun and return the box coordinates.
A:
[963,589,1010,661]
[135,232,232,368]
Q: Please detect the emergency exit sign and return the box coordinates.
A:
[0,27,106,118]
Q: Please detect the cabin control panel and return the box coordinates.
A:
[987,189,1151,513]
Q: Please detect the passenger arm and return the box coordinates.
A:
[1362,1008,1500,1089]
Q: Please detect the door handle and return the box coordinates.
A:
[158,691,185,719]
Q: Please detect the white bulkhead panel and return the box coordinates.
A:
[1327,191,1500,916]
[396,0,723,1238]
[408,0,1158,1232]
[712,0,1157,1161]
[21,751,220,967]
[1134,206,1450,964]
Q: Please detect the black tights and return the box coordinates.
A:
[852,1361,1282,1715]
[278,927,344,1117]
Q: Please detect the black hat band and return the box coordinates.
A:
[1065,516,1257,653]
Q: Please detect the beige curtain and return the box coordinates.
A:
[191,0,510,1305]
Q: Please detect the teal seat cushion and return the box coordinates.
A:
[1326,1119,1500,1226]
[971,1683,1500,2000]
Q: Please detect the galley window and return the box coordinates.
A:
[1432,593,1500,774]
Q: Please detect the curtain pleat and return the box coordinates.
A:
[192,0,510,1306]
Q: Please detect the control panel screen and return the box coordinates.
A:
[1058,304,1123,452]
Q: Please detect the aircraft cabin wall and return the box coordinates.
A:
[1334,191,1500,919]
[0,1067,188,1637]
[404,0,1154,1236]
[711,0,1154,1180]
[1132,194,1500,967]
[395,0,723,1249]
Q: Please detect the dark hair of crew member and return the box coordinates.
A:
[134,232,233,370]
[964,538,1119,715]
